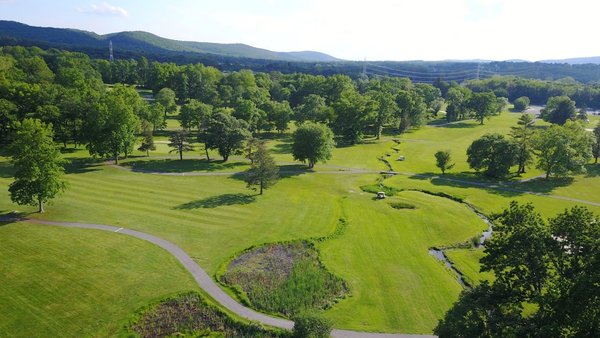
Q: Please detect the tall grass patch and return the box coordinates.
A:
[221,242,347,317]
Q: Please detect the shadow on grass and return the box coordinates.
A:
[435,121,479,129]
[64,157,103,175]
[174,193,256,209]
[270,142,292,154]
[230,164,309,183]
[0,162,14,178]
[585,164,600,177]
[123,159,248,173]
[518,177,575,194]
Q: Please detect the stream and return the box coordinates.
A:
[428,205,493,288]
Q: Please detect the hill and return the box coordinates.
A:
[540,56,600,65]
[0,20,339,62]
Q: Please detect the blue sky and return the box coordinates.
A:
[1,0,599,61]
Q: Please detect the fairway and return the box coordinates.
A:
[0,222,198,337]
[1,112,599,335]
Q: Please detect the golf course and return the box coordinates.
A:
[2,108,599,336]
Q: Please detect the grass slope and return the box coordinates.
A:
[0,222,198,337]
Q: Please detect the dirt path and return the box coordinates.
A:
[0,216,435,338]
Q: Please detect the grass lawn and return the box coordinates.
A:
[445,248,494,287]
[1,110,600,335]
[0,222,198,337]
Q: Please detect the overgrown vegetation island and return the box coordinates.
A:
[1,44,599,337]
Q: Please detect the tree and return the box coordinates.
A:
[295,94,335,125]
[204,111,251,161]
[155,87,177,117]
[540,95,577,125]
[292,122,335,169]
[368,90,398,139]
[513,96,530,112]
[533,121,592,179]
[293,313,333,338]
[396,89,426,132]
[592,123,600,163]
[510,113,536,174]
[180,99,213,130]
[468,91,498,125]
[434,150,455,174]
[168,130,195,160]
[445,86,472,122]
[467,133,518,178]
[8,118,66,213]
[137,121,155,157]
[436,203,600,337]
[85,86,140,164]
[331,88,373,144]
[244,142,279,195]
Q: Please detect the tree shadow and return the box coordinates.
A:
[435,121,479,129]
[64,158,103,175]
[229,164,308,183]
[585,164,600,177]
[0,210,27,227]
[270,142,292,154]
[174,193,256,209]
[0,162,14,178]
[123,159,248,173]
[517,177,575,194]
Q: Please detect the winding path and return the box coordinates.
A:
[0,215,434,338]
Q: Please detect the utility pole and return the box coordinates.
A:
[109,40,114,62]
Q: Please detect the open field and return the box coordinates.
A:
[0,223,198,337]
[1,111,599,335]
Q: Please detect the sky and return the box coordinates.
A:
[1,0,599,61]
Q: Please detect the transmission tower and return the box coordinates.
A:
[109,40,114,62]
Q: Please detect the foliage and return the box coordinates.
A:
[388,201,417,210]
[466,133,517,178]
[540,95,577,125]
[155,87,177,114]
[137,120,156,157]
[85,85,140,164]
[533,121,592,178]
[292,312,333,338]
[168,130,195,160]
[592,123,600,163]
[8,118,66,212]
[331,87,373,144]
[434,150,455,174]
[244,142,279,195]
[204,110,251,161]
[294,94,334,125]
[129,292,288,338]
[513,96,530,112]
[436,202,600,337]
[292,122,335,168]
[221,242,347,317]
[468,91,498,125]
[510,113,535,174]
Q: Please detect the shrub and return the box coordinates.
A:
[389,202,417,210]
[293,313,332,338]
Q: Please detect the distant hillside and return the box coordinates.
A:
[540,56,600,65]
[0,20,340,62]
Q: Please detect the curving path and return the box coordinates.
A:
[0,215,435,338]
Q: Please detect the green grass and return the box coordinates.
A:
[318,189,488,333]
[2,110,600,335]
[0,222,198,337]
[445,248,494,286]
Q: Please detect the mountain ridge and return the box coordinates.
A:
[0,20,340,62]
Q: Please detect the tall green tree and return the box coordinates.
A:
[592,123,600,163]
[533,121,592,179]
[137,120,155,157]
[244,142,279,195]
[85,86,140,164]
[332,88,373,144]
[180,99,213,131]
[295,94,335,125]
[510,113,536,174]
[467,133,518,178]
[540,95,577,125]
[8,118,66,213]
[168,130,195,160]
[434,150,455,174]
[155,87,177,117]
[468,91,498,125]
[368,90,398,139]
[204,111,251,161]
[292,122,335,169]
[436,203,600,337]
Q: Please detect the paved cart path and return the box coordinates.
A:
[0,216,435,338]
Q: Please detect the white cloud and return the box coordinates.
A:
[78,2,128,17]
